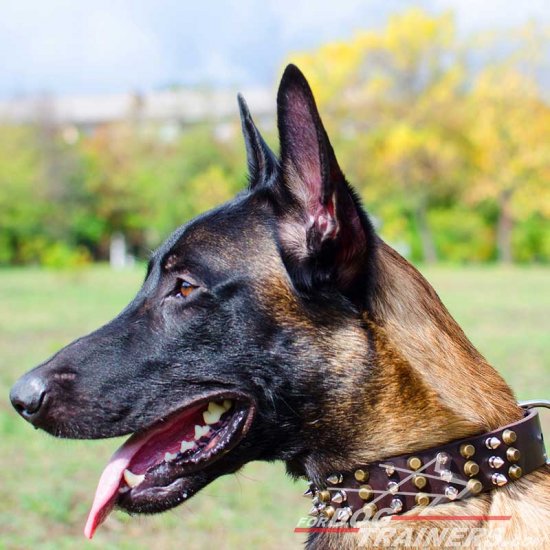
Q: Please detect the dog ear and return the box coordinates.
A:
[238,94,277,189]
[275,64,373,299]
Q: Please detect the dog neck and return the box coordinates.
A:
[370,241,522,430]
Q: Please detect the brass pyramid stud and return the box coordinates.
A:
[508,465,522,480]
[415,493,430,506]
[321,505,335,520]
[317,489,331,503]
[506,447,520,463]
[502,429,517,445]
[354,468,369,482]
[460,443,475,458]
[464,460,480,477]
[413,474,427,489]
[466,478,483,494]
[358,484,373,501]
[362,502,378,519]
[407,456,422,471]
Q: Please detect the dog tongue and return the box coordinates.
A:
[84,429,155,539]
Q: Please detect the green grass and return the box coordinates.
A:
[1,265,549,549]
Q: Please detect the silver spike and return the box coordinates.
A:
[445,486,459,500]
[336,507,353,522]
[485,437,501,450]
[327,473,343,485]
[390,498,403,513]
[331,490,347,504]
[489,456,505,469]
[491,473,508,486]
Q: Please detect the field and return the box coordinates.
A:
[1,265,549,549]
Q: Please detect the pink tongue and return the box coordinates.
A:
[84,430,155,539]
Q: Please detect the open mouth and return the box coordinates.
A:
[84,393,255,539]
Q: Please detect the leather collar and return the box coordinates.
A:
[306,403,548,522]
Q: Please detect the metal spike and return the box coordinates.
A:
[489,456,505,469]
[308,506,319,516]
[327,473,343,485]
[387,481,399,494]
[331,490,346,504]
[491,473,508,486]
[485,437,501,450]
[384,463,395,476]
[436,452,450,465]
[336,507,352,522]
[445,486,459,500]
[303,487,314,498]
[390,498,403,513]
[439,469,453,482]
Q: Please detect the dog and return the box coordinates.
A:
[10,64,550,549]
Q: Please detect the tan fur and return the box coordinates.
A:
[255,236,548,549]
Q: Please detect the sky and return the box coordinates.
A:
[0,0,548,98]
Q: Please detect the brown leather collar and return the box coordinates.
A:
[306,404,548,522]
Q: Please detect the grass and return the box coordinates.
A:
[1,265,549,549]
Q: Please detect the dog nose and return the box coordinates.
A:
[10,374,47,422]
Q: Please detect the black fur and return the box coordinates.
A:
[10,65,380,519]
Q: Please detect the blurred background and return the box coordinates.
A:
[0,1,548,549]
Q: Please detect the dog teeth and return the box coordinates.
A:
[123,469,145,488]
[222,400,232,411]
[164,451,178,462]
[194,424,210,440]
[180,440,196,453]
[203,401,225,425]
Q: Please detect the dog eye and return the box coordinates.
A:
[178,280,197,298]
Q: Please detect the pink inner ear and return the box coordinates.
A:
[283,87,325,207]
[310,195,338,242]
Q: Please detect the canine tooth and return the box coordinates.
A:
[222,400,233,411]
[123,469,145,488]
[203,402,225,425]
[164,451,178,462]
[180,440,196,453]
[194,424,210,439]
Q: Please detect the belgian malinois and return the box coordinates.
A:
[10,65,549,549]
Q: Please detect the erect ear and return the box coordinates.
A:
[238,93,277,189]
[276,64,374,301]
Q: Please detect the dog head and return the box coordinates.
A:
[12,65,507,538]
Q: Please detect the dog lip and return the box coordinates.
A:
[84,390,256,539]
[117,399,255,508]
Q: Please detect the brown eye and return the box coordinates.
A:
[179,280,197,298]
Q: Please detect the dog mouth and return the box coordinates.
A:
[84,392,255,539]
